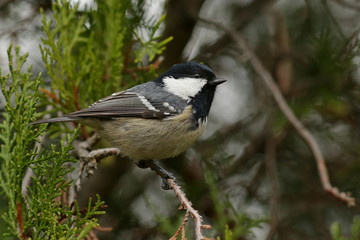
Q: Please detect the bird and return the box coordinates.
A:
[30,62,226,162]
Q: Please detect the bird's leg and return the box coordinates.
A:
[136,160,176,190]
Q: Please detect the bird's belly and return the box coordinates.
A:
[101,113,206,161]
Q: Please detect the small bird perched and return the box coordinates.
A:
[31,62,226,162]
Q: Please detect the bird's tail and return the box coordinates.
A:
[29,117,76,125]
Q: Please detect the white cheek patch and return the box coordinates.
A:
[163,76,207,101]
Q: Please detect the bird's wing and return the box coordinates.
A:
[65,91,177,119]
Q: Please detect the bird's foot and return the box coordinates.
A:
[136,160,176,190]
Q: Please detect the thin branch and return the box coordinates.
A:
[142,160,213,240]
[122,56,164,79]
[199,18,355,206]
[16,202,26,240]
[170,211,190,240]
[265,133,280,240]
[71,136,214,239]
[87,229,99,240]
[166,178,214,240]
[72,133,120,191]
[39,88,61,104]
[93,226,113,232]
[331,0,360,11]
[194,0,277,60]
[322,0,346,39]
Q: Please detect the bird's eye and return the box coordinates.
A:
[194,73,200,78]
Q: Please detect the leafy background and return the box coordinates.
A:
[1,0,360,239]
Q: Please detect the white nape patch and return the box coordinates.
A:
[163,76,207,101]
[138,95,159,111]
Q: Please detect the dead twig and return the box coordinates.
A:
[199,18,355,206]
[93,226,113,232]
[39,88,61,104]
[166,178,214,240]
[86,230,99,240]
[122,57,164,80]
[331,0,360,11]
[72,135,214,239]
[142,160,213,240]
[265,133,280,240]
[170,211,190,240]
[16,202,26,240]
[72,133,120,191]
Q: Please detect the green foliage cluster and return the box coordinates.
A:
[0,46,44,237]
[205,169,266,239]
[0,0,172,238]
[151,164,266,239]
[273,28,356,134]
[0,46,105,239]
[39,0,171,126]
[331,216,360,240]
[0,0,269,239]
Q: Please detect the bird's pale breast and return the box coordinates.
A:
[100,106,206,161]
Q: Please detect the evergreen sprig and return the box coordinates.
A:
[331,216,360,240]
[39,0,171,138]
[0,45,106,239]
[134,14,173,63]
[2,0,173,238]
[0,45,45,237]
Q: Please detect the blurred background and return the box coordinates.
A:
[1,0,360,239]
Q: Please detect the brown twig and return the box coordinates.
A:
[265,133,280,240]
[331,0,360,11]
[142,160,213,240]
[72,85,89,138]
[73,133,121,191]
[73,85,81,111]
[39,88,60,104]
[170,211,190,240]
[122,57,164,76]
[166,178,214,240]
[321,0,345,39]
[71,135,214,238]
[122,40,136,74]
[16,202,26,240]
[87,230,99,240]
[199,18,355,206]
[94,226,113,232]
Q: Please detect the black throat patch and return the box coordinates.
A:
[190,85,216,129]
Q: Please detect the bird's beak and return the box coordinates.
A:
[210,78,227,86]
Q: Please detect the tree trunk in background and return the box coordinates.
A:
[162,0,205,67]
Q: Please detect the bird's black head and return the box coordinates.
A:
[158,62,226,127]
[157,62,226,100]
[163,62,216,81]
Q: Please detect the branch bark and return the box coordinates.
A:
[144,160,213,240]
[166,178,213,240]
[72,135,213,239]
[199,18,355,207]
[265,133,280,240]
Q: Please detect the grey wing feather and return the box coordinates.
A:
[30,83,185,125]
[65,91,175,119]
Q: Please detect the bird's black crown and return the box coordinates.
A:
[159,62,216,81]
